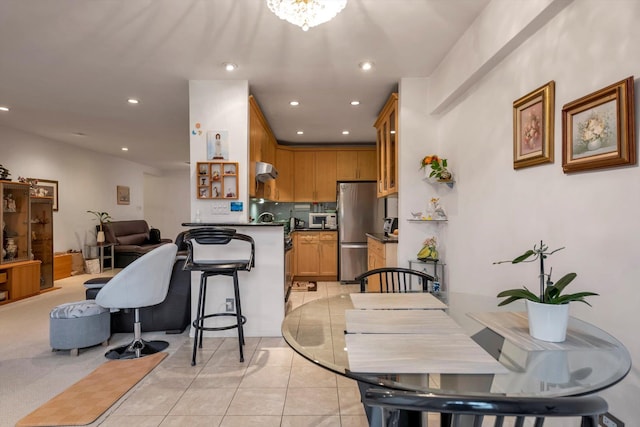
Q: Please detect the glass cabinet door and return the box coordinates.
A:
[2,182,31,264]
[30,197,54,289]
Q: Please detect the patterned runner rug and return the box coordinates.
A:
[291,281,317,292]
[16,352,167,426]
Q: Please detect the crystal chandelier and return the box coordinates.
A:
[266,0,347,31]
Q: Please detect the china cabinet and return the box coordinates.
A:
[30,196,54,290]
[2,181,31,264]
[374,93,398,197]
[196,162,239,199]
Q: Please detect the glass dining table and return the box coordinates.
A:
[281,292,631,425]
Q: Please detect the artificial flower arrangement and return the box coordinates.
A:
[417,236,438,261]
[420,154,451,181]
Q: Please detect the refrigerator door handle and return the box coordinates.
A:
[340,243,367,249]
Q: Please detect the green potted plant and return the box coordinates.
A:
[419,155,452,181]
[494,240,598,342]
[87,211,111,243]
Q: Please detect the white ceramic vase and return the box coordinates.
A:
[526,300,569,342]
[96,230,105,244]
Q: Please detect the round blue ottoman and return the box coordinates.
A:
[50,300,111,356]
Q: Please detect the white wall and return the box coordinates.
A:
[399,0,640,421]
[188,80,250,223]
[143,170,190,242]
[0,127,169,251]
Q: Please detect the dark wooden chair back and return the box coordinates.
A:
[355,267,434,293]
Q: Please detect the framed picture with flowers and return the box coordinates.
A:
[513,81,555,169]
[562,76,635,173]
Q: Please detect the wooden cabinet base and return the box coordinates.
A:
[53,253,73,281]
[0,260,42,305]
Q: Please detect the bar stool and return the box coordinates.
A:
[183,227,255,366]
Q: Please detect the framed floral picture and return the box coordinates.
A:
[562,76,635,173]
[116,185,130,205]
[513,81,555,169]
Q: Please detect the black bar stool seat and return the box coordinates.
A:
[183,228,255,366]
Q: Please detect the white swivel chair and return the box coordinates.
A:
[96,243,178,359]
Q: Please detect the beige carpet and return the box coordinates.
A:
[16,352,167,426]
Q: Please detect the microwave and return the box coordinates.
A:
[309,213,337,229]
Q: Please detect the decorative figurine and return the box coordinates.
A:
[429,197,447,220]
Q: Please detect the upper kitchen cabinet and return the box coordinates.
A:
[293,150,337,202]
[374,93,398,197]
[274,147,294,202]
[336,148,376,181]
[249,95,279,198]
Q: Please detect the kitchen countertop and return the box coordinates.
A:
[366,232,398,243]
[182,222,285,227]
[291,228,338,232]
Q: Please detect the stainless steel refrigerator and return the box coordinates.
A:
[338,181,382,281]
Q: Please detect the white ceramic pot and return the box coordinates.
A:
[96,230,105,244]
[526,300,569,342]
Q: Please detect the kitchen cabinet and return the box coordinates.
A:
[196,162,239,199]
[336,149,376,181]
[293,150,337,202]
[249,95,278,198]
[293,231,337,279]
[374,93,398,197]
[366,237,398,292]
[30,196,54,290]
[272,147,293,202]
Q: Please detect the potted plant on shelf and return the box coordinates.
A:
[494,240,598,342]
[87,211,111,244]
[420,155,452,182]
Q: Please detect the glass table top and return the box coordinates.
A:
[281,292,631,398]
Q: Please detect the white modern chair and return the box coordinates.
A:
[96,243,178,359]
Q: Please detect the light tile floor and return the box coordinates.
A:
[96,281,371,427]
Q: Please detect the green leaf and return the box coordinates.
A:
[512,250,536,263]
[497,287,540,306]
[550,272,577,294]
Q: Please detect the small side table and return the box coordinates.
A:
[84,243,115,273]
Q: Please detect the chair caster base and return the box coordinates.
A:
[105,339,169,360]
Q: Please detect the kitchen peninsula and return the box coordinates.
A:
[181,222,285,337]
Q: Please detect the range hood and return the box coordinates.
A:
[255,161,279,182]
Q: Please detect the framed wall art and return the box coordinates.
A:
[562,76,635,173]
[34,179,59,211]
[117,185,130,205]
[513,81,555,169]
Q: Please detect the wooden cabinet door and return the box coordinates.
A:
[275,148,293,201]
[295,232,319,275]
[318,232,337,276]
[8,261,40,299]
[314,151,337,201]
[336,151,358,180]
[374,93,398,197]
[357,150,377,181]
[366,238,383,292]
[293,151,316,202]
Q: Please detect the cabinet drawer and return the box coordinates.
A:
[0,272,6,284]
[319,231,337,241]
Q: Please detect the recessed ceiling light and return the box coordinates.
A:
[350,100,360,106]
[121,147,129,151]
[223,62,237,71]
[296,131,304,135]
[127,98,139,104]
[342,130,350,135]
[0,106,9,112]
[359,61,374,71]
[289,101,300,106]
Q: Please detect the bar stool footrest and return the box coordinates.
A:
[192,312,247,331]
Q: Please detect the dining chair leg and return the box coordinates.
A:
[232,271,244,362]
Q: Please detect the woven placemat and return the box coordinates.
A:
[17,352,167,426]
